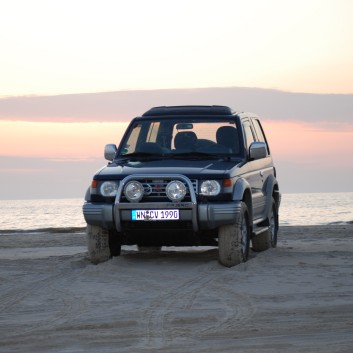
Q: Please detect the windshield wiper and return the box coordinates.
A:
[171,151,240,161]
[170,151,224,159]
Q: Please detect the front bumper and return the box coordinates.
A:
[82,174,242,232]
[83,200,242,232]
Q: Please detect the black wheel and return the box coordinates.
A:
[218,202,250,267]
[251,229,271,252]
[268,198,279,248]
[252,197,278,251]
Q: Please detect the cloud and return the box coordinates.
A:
[0,156,104,199]
[0,87,352,124]
[1,88,353,199]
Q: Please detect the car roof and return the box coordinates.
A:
[142,105,236,116]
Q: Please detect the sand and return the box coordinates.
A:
[0,225,352,353]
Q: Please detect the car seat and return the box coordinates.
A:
[174,131,198,151]
[216,126,239,153]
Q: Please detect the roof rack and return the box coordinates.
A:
[142,105,234,116]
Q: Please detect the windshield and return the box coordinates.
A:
[118,117,242,158]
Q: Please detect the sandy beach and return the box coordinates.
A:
[0,224,352,353]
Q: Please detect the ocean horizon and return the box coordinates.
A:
[0,192,352,234]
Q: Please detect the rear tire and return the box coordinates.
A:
[86,224,111,264]
[252,198,278,251]
[251,230,271,252]
[218,202,250,267]
[268,198,279,248]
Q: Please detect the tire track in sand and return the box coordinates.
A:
[142,262,256,349]
[0,257,88,339]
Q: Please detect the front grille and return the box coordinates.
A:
[120,179,197,202]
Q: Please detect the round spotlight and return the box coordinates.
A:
[166,180,186,201]
[124,181,144,202]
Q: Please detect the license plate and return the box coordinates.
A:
[131,209,179,221]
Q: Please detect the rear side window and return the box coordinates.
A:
[147,122,160,143]
[243,120,255,150]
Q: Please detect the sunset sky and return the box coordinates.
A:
[1,0,353,199]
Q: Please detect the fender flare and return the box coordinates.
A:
[232,178,251,201]
[262,174,278,221]
[232,178,253,224]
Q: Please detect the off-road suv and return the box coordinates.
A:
[83,105,281,267]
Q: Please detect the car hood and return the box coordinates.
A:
[95,158,241,180]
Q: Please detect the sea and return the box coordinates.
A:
[0,192,352,234]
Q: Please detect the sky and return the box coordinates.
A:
[1,0,353,96]
[0,0,353,199]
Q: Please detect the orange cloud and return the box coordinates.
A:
[262,120,353,166]
[1,120,352,171]
[0,121,129,158]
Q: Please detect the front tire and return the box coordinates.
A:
[218,202,250,267]
[86,224,111,264]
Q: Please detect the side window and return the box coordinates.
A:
[252,118,270,154]
[243,120,255,151]
[122,124,141,154]
[146,122,160,143]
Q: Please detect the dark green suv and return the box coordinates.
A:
[83,105,281,267]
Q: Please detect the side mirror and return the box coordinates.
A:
[104,144,118,161]
[249,142,267,160]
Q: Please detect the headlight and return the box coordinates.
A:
[124,181,144,202]
[200,180,221,196]
[100,181,119,197]
[166,180,186,201]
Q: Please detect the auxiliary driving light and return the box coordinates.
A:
[166,180,186,201]
[124,181,144,202]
